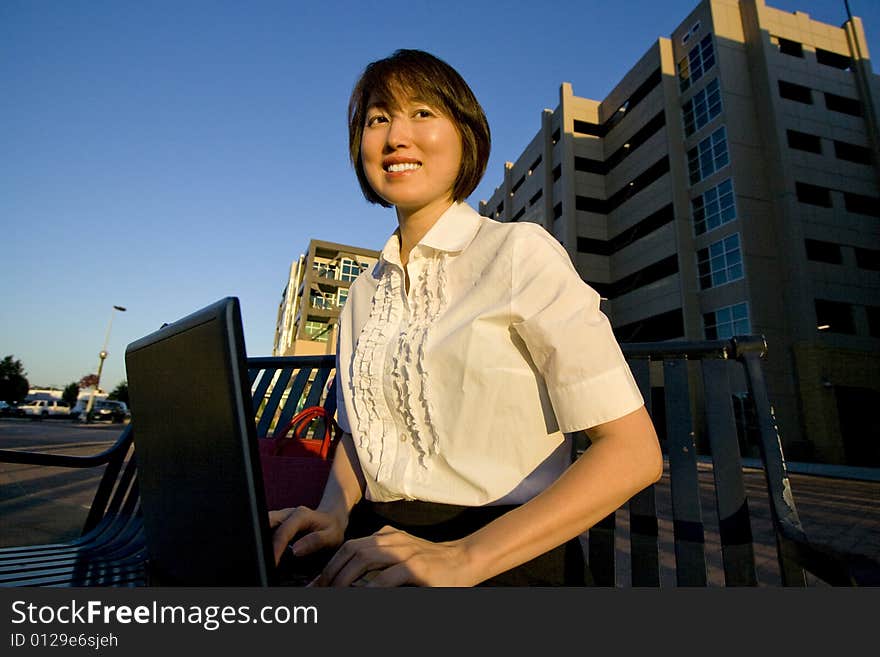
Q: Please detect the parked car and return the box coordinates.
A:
[80,400,130,423]
[0,401,12,417]
[16,399,72,418]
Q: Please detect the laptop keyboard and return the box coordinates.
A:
[275,546,329,587]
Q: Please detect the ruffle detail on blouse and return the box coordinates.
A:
[390,254,448,466]
[351,265,403,478]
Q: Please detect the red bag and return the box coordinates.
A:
[258,406,341,511]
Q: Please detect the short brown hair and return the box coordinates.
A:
[348,49,491,207]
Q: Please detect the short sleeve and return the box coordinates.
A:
[510,226,643,432]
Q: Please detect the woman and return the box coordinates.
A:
[270,49,662,587]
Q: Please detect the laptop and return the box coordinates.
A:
[125,296,321,586]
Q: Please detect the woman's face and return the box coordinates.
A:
[360,93,463,218]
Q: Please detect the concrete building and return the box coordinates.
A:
[273,240,379,357]
[479,0,879,465]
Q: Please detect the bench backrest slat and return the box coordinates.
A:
[272,367,316,434]
[663,358,707,586]
[303,367,332,410]
[256,367,295,436]
[738,346,808,586]
[250,368,277,417]
[82,428,136,534]
[701,358,757,586]
[587,512,616,586]
[627,358,660,586]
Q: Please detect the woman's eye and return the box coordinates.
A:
[414,109,433,119]
[366,115,388,127]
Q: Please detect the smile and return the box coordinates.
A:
[384,162,422,173]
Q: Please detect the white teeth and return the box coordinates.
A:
[387,162,421,172]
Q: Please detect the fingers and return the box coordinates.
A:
[356,563,413,588]
[268,508,295,529]
[270,507,312,565]
[270,507,345,566]
[288,525,337,557]
[314,527,418,587]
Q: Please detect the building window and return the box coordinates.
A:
[773,36,804,57]
[795,182,833,207]
[816,48,851,70]
[528,155,542,174]
[692,178,736,235]
[575,156,605,174]
[679,34,715,92]
[815,299,855,334]
[511,175,525,195]
[778,80,813,104]
[855,247,880,271]
[512,206,525,221]
[787,130,822,154]
[844,192,880,217]
[824,92,862,117]
[834,140,872,165]
[687,126,729,184]
[552,165,561,181]
[578,203,674,256]
[698,233,743,289]
[340,258,367,282]
[615,308,685,342]
[573,119,603,137]
[337,287,349,308]
[529,189,543,206]
[682,21,701,46]
[682,78,722,137]
[805,239,842,264]
[553,202,562,220]
[310,290,334,310]
[304,320,331,342]
[704,302,750,339]
[312,261,337,279]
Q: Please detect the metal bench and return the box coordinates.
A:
[1,339,877,587]
[582,335,880,586]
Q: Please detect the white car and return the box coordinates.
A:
[16,399,71,418]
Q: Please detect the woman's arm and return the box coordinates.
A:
[269,431,366,564]
[313,405,662,586]
[456,405,662,584]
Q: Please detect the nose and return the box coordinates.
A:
[385,115,412,149]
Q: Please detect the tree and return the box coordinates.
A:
[79,374,99,390]
[108,381,129,405]
[62,382,80,407]
[0,355,30,403]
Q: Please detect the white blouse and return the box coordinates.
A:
[335,202,644,506]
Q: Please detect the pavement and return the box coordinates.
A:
[1,417,878,586]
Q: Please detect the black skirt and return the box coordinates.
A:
[345,499,592,587]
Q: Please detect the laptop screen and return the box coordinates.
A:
[125,297,274,586]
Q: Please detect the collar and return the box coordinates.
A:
[377,202,482,270]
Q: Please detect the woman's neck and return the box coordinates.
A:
[395,198,455,268]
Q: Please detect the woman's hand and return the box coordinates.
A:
[309,526,475,587]
[268,506,346,566]
[269,432,366,566]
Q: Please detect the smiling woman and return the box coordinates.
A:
[347,49,490,215]
[268,49,663,587]
[358,98,462,231]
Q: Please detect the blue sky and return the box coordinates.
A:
[2,0,878,391]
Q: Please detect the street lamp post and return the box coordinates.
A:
[84,305,127,423]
